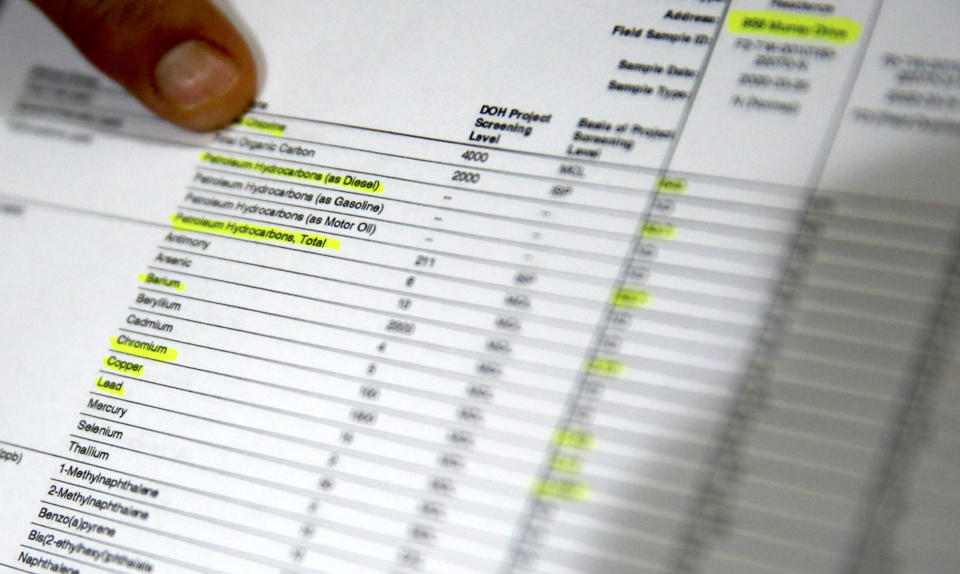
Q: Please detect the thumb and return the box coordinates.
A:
[29,0,258,131]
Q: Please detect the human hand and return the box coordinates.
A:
[28,0,257,131]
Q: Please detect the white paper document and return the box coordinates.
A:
[0,1,958,572]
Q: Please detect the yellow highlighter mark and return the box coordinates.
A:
[549,453,583,474]
[656,177,687,195]
[611,287,651,309]
[171,213,340,251]
[235,116,286,136]
[553,428,595,450]
[641,221,676,240]
[138,273,185,291]
[531,479,591,502]
[103,356,143,378]
[94,376,125,396]
[727,11,861,44]
[110,336,177,363]
[587,357,624,377]
[198,152,384,193]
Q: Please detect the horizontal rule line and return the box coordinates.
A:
[0,563,34,573]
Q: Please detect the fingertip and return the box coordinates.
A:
[29,0,259,132]
[153,39,257,132]
[156,40,241,109]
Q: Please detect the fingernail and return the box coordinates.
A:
[155,40,240,108]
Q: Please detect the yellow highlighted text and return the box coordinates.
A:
[531,479,591,502]
[103,355,143,378]
[553,428,595,450]
[235,116,286,136]
[138,273,185,291]
[656,177,688,195]
[642,221,676,239]
[611,288,651,309]
[587,357,624,377]
[95,376,125,396]
[110,336,177,362]
[198,152,383,193]
[171,213,340,251]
